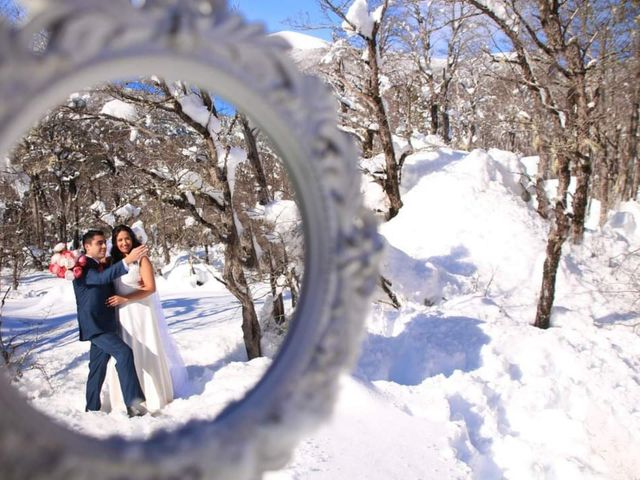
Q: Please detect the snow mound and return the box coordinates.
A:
[604,201,640,241]
[381,148,546,304]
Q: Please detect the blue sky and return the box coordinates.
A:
[1,1,334,40]
[233,0,332,40]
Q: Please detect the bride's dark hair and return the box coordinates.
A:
[110,225,142,263]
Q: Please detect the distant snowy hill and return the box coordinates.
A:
[271,31,329,51]
[271,31,330,71]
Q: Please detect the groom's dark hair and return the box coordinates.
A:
[82,229,105,248]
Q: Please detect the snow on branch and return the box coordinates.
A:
[100,99,138,122]
[475,0,518,31]
[342,0,381,39]
[177,93,222,138]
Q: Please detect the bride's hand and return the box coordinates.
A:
[124,245,148,264]
[106,295,128,307]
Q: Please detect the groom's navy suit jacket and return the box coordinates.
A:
[72,258,127,342]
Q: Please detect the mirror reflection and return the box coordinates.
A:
[0,77,303,438]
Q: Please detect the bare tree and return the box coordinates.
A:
[462,0,637,328]
[317,0,403,219]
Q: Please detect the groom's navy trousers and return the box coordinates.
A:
[86,332,144,411]
[73,257,145,411]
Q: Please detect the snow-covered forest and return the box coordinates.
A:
[1,0,640,478]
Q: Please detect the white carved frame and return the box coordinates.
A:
[0,1,382,478]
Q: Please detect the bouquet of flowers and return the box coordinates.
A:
[48,243,88,280]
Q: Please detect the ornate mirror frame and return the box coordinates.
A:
[0,0,382,478]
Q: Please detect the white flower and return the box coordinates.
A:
[53,243,66,253]
[51,253,61,265]
[64,270,75,281]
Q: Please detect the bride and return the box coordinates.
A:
[103,224,188,413]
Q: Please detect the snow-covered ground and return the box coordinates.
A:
[3,145,640,479]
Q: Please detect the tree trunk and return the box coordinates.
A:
[240,115,271,206]
[12,258,19,291]
[534,154,571,329]
[366,37,403,220]
[430,103,439,136]
[569,74,593,245]
[535,144,551,219]
[362,128,375,158]
[571,158,591,244]
[29,175,45,249]
[598,145,611,227]
[282,244,299,309]
[159,205,171,265]
[223,231,261,359]
[268,250,286,326]
[468,125,476,150]
[69,178,81,249]
[208,133,262,359]
[629,92,640,199]
[287,271,299,309]
[56,178,67,243]
[442,108,451,145]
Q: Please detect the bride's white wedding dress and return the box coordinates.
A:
[103,262,188,413]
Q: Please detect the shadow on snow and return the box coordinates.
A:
[355,313,490,386]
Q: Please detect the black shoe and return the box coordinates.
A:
[127,401,148,418]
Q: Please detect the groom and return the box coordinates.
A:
[72,229,148,417]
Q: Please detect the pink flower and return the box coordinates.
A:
[49,248,87,280]
[62,257,76,269]
[72,266,84,279]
